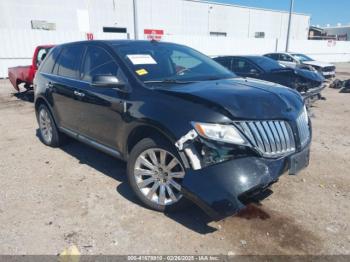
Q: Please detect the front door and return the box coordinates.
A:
[75,45,128,150]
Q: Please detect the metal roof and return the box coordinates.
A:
[184,0,310,17]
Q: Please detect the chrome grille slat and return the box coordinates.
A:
[275,121,287,150]
[256,122,270,153]
[249,122,265,152]
[235,120,296,158]
[296,108,310,147]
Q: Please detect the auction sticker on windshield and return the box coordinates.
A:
[127,54,157,65]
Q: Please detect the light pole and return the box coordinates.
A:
[133,0,139,40]
[285,0,294,52]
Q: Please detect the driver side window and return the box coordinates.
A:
[81,46,119,82]
[279,54,294,62]
[232,58,258,74]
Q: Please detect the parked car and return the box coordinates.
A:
[34,40,311,219]
[214,55,326,103]
[8,45,54,91]
[264,52,336,79]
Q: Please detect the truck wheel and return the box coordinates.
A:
[127,137,190,212]
[37,104,64,147]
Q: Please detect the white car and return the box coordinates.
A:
[264,52,336,79]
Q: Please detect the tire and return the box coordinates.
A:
[36,104,65,147]
[127,137,190,212]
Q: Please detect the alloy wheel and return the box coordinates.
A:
[134,148,185,206]
[39,108,53,144]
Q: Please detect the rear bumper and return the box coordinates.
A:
[181,145,310,220]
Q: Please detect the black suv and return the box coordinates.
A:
[34,40,311,219]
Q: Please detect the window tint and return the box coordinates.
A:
[40,47,59,74]
[56,45,84,79]
[215,58,232,71]
[114,42,235,83]
[232,58,257,74]
[279,54,294,62]
[81,46,118,82]
[265,54,279,60]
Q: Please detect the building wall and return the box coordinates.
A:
[0,0,135,36]
[135,0,310,40]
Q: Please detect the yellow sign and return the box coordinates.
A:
[136,69,148,76]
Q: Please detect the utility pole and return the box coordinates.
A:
[286,0,294,52]
[133,0,138,40]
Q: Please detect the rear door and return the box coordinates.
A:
[75,44,128,149]
[50,44,85,132]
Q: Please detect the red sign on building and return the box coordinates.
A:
[86,33,94,40]
[144,29,164,41]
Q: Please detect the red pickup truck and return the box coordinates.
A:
[8,45,54,91]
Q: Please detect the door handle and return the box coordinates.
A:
[74,90,85,97]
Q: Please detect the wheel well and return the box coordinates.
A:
[35,97,48,112]
[127,126,174,155]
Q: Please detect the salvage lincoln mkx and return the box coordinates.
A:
[34,40,311,219]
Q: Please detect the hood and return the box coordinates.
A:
[159,78,304,121]
[302,60,334,68]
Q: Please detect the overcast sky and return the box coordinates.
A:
[217,0,349,27]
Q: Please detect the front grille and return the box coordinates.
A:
[296,107,310,147]
[322,66,335,72]
[235,120,296,158]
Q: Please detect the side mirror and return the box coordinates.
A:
[91,75,128,92]
[249,69,259,75]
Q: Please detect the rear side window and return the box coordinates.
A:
[81,46,118,82]
[40,48,59,74]
[55,45,85,79]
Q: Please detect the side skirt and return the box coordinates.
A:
[59,127,123,160]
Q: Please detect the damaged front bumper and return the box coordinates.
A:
[177,130,310,220]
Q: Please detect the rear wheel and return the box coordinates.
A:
[37,104,65,147]
[127,137,190,212]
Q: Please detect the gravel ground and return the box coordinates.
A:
[0,64,349,255]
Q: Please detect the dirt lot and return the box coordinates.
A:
[0,64,349,255]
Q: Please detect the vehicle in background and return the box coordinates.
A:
[264,52,336,79]
[34,40,311,220]
[8,45,54,91]
[214,55,326,104]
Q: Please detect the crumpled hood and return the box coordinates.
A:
[295,68,325,82]
[302,60,334,68]
[160,78,304,121]
[271,68,324,82]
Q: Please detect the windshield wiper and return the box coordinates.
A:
[144,79,197,84]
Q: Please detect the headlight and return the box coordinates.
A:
[193,122,246,145]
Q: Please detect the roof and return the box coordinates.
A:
[184,0,310,17]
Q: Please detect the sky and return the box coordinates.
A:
[216,0,349,27]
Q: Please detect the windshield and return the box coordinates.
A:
[291,53,314,62]
[249,56,284,72]
[113,41,235,85]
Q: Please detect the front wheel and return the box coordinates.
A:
[127,138,190,212]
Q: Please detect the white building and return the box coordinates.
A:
[0,0,311,77]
